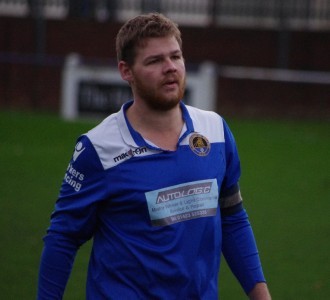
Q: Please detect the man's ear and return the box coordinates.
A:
[118,61,132,83]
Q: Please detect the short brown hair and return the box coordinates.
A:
[116,13,182,65]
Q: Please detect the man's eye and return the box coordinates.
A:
[172,55,181,60]
[147,58,161,65]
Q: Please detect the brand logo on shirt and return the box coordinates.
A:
[113,147,147,162]
[189,133,210,156]
[72,141,85,161]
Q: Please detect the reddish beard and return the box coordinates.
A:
[133,75,186,111]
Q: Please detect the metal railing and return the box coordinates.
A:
[0,0,329,29]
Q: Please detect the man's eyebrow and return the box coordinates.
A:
[170,50,183,56]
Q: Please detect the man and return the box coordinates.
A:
[38,13,271,299]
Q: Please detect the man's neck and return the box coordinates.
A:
[126,102,184,151]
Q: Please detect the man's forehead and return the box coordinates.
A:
[137,36,181,57]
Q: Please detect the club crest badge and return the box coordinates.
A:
[189,133,211,156]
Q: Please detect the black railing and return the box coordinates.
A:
[0,0,329,29]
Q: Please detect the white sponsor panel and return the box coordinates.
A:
[145,179,218,226]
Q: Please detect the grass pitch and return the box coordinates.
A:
[0,110,329,299]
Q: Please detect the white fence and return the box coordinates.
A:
[0,0,68,19]
[1,0,329,29]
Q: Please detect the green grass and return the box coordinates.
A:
[0,111,329,299]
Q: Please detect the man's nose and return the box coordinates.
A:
[163,58,177,72]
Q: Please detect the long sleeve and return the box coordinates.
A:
[221,209,266,294]
[37,135,107,299]
[37,234,79,299]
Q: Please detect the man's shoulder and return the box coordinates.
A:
[81,110,138,170]
[86,112,121,144]
[185,105,224,134]
[185,105,221,120]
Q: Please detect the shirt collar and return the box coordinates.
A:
[117,100,195,148]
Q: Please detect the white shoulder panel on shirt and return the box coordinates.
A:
[185,105,225,144]
[85,112,160,170]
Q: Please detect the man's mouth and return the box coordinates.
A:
[163,79,179,87]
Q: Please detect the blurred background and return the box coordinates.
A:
[1,0,329,119]
[0,1,329,299]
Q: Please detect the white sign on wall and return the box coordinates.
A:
[61,53,217,120]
